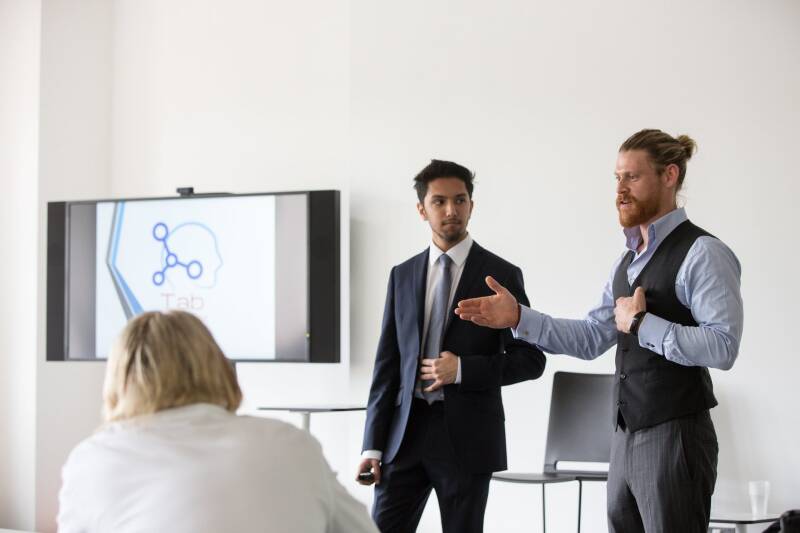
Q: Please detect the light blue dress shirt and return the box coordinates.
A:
[513,208,743,370]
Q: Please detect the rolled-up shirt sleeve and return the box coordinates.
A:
[636,237,743,370]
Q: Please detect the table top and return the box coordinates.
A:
[709,512,779,524]
[257,405,366,413]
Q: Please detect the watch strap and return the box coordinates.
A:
[629,311,647,336]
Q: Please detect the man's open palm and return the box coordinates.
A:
[455,276,520,329]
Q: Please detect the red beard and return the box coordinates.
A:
[616,195,660,228]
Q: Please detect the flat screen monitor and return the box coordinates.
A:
[47,190,340,363]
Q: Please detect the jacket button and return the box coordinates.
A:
[617,400,626,406]
[621,347,629,353]
[620,373,627,380]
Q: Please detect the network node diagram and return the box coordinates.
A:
[151,222,204,286]
[105,201,224,320]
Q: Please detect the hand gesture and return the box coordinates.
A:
[455,276,520,329]
[614,287,646,333]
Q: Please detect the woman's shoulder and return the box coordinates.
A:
[233,414,321,451]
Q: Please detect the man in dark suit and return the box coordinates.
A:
[355,159,546,533]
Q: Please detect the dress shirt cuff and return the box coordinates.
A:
[361,450,382,461]
[637,313,669,356]
[511,305,544,342]
[455,356,462,384]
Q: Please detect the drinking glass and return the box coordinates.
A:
[748,480,770,517]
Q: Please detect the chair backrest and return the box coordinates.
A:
[542,371,614,476]
[780,509,800,532]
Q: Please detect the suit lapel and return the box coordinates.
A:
[412,248,429,347]
[444,242,486,337]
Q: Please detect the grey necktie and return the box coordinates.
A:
[421,253,453,403]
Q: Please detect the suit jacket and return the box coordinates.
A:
[362,241,546,474]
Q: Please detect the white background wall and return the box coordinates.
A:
[1,0,798,531]
[0,0,40,529]
[34,0,113,529]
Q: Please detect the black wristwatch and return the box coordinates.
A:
[629,311,647,337]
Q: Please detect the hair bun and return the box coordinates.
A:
[676,134,697,159]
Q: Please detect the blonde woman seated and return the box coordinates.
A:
[58,310,378,533]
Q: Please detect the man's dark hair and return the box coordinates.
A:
[413,159,475,203]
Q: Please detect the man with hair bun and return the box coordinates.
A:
[456,129,743,532]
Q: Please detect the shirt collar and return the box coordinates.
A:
[108,403,231,430]
[623,207,688,252]
[429,234,473,268]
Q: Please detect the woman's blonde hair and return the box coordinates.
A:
[103,310,242,422]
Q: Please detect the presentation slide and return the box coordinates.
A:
[94,196,277,360]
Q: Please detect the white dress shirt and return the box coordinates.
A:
[362,235,473,462]
[418,234,473,391]
[58,403,378,533]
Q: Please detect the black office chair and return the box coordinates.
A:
[763,510,800,533]
[493,371,614,533]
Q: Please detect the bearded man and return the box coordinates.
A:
[455,129,743,533]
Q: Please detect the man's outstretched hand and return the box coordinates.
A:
[455,276,520,329]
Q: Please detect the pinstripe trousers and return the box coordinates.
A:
[607,410,719,533]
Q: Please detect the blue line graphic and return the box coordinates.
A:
[109,202,143,315]
[152,222,222,288]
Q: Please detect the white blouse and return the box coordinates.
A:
[57,403,377,533]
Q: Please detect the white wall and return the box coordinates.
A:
[108,0,353,410]
[35,0,113,530]
[8,0,800,531]
[0,0,40,529]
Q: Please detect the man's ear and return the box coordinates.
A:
[417,202,428,221]
[662,163,680,189]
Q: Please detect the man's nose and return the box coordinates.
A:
[616,178,627,194]
[445,201,457,216]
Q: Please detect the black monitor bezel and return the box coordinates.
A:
[46,190,340,364]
